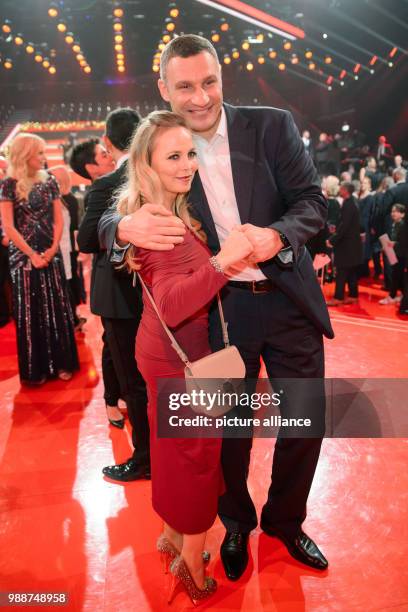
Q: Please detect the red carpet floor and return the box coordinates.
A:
[0,278,407,611]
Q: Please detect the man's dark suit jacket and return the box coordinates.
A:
[98,104,334,339]
[77,162,141,319]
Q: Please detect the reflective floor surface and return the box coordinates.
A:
[0,277,407,611]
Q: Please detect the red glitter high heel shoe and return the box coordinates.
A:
[167,555,217,606]
[156,534,210,574]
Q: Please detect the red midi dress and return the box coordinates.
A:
[136,229,228,534]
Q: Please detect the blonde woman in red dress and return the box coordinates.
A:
[117,110,252,604]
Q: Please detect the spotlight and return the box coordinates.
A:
[256,33,264,42]
[117,58,125,65]
[162,33,171,43]
[26,43,35,53]
[65,33,74,44]
[323,33,328,39]
[309,62,316,70]
[169,4,179,19]
[34,53,43,63]
[113,8,124,18]
[2,20,12,33]
[117,53,125,60]
[258,55,265,64]
[113,22,123,32]
[48,66,56,74]
[328,86,332,91]
[342,122,350,132]
[115,44,123,52]
[76,53,84,61]
[232,49,240,59]
[278,62,286,71]
[158,42,165,51]
[57,22,67,33]
[152,64,160,72]
[118,65,125,72]
[48,4,58,18]
[290,55,299,64]
[324,56,332,64]
[283,41,291,50]
[166,19,176,32]
[370,69,375,74]
[42,58,51,68]
[79,59,87,67]
[223,54,231,65]
[84,66,91,73]
[242,40,250,50]
[354,75,359,80]
[305,50,313,59]
[388,61,393,67]
[220,20,229,32]
[246,62,254,71]
[72,44,81,53]
[340,81,344,86]
[211,31,220,42]
[114,34,123,43]
[14,34,23,45]
[268,49,277,59]
[4,59,13,69]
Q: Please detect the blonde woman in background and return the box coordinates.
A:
[0,134,78,384]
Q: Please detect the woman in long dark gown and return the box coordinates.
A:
[0,133,79,384]
[117,111,252,604]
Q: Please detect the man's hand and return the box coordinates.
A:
[240,224,284,263]
[117,204,186,250]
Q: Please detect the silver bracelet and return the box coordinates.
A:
[209,255,224,274]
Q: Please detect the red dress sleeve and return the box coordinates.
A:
[141,255,228,328]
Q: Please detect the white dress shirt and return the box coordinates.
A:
[193,107,266,281]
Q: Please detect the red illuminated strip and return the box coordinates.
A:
[389,47,397,58]
[326,76,333,85]
[340,69,346,79]
[353,63,361,73]
[369,55,378,65]
[213,0,305,39]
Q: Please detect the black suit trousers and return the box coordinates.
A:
[101,315,150,465]
[210,285,325,538]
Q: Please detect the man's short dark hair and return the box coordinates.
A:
[105,107,141,151]
[160,34,219,81]
[340,181,355,196]
[69,138,99,180]
[392,203,405,214]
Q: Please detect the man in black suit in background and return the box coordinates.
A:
[98,35,333,579]
[74,109,150,482]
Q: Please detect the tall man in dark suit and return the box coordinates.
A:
[98,35,334,578]
[74,109,150,482]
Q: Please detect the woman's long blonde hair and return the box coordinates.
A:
[8,133,48,200]
[116,110,204,271]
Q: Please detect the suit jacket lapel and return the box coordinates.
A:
[189,173,220,251]
[224,103,256,224]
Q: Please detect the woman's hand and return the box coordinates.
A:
[215,228,253,271]
[42,246,57,263]
[30,252,48,268]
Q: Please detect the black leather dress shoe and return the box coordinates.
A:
[261,523,328,570]
[220,532,249,581]
[102,458,151,482]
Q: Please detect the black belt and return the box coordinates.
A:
[227,279,275,293]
